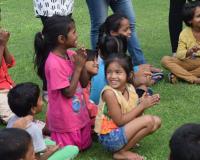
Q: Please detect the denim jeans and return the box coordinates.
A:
[86,0,146,65]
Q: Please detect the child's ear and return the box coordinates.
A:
[128,71,134,84]
[31,107,36,115]
[110,31,118,36]
[57,35,66,44]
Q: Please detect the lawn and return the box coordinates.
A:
[1,0,200,160]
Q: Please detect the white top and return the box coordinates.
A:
[33,0,74,17]
[7,115,46,153]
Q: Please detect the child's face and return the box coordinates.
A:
[190,6,200,28]
[65,24,78,48]
[85,58,99,76]
[23,141,36,160]
[111,18,131,38]
[106,61,127,91]
[34,96,43,114]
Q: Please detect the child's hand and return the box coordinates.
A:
[46,145,59,156]
[0,28,10,46]
[186,46,200,58]
[140,93,160,109]
[73,48,87,70]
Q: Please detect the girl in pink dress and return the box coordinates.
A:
[34,15,91,150]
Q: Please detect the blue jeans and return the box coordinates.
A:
[86,0,146,65]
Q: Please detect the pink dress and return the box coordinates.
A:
[45,50,91,150]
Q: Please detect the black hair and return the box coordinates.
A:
[183,1,200,26]
[86,49,98,61]
[105,53,133,82]
[34,15,75,85]
[97,35,128,60]
[0,128,32,160]
[8,82,40,117]
[169,123,200,160]
[97,13,128,51]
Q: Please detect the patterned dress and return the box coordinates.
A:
[33,0,74,17]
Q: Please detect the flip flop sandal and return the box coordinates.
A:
[168,73,177,84]
[152,72,164,83]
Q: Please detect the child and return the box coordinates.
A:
[162,1,200,84]
[33,0,74,102]
[0,128,36,160]
[7,82,79,160]
[90,35,153,104]
[84,49,98,126]
[34,15,91,150]
[0,28,14,124]
[95,54,161,160]
[169,123,200,160]
[98,13,164,84]
[90,35,128,104]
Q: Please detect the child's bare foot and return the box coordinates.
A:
[193,78,200,84]
[113,150,144,160]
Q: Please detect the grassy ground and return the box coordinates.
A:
[1,0,200,159]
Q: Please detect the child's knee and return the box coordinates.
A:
[153,116,162,128]
[161,56,171,67]
[143,115,155,130]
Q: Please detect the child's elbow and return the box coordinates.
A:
[61,89,74,98]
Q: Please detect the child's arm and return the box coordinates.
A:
[0,30,13,66]
[61,53,86,98]
[79,66,90,88]
[36,145,59,160]
[0,29,6,66]
[0,44,4,66]
[77,48,90,88]
[103,90,160,126]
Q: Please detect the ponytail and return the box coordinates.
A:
[34,32,49,81]
[34,15,75,83]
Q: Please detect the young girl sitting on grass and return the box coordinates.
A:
[34,15,91,150]
[95,54,161,160]
[161,1,200,84]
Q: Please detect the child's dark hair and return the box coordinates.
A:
[98,35,127,60]
[105,53,133,81]
[34,15,75,84]
[86,49,98,61]
[169,123,200,160]
[8,82,40,117]
[97,13,128,50]
[0,128,32,160]
[183,1,200,26]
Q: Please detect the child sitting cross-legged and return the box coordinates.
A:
[162,1,200,84]
[7,82,79,160]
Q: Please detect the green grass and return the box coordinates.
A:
[1,0,200,159]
